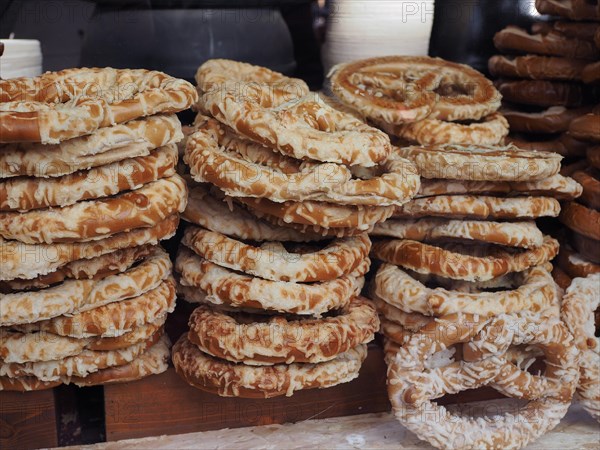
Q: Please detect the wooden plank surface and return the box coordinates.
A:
[0,389,58,450]
[66,403,600,450]
[104,344,390,442]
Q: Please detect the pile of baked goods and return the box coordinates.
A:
[328,54,597,449]
[490,0,599,161]
[171,59,422,397]
[0,68,197,390]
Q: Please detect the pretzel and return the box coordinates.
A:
[387,312,578,449]
[329,56,501,123]
[507,133,587,158]
[396,143,561,182]
[237,196,395,231]
[571,231,600,264]
[570,113,600,142]
[0,114,183,179]
[0,68,197,144]
[0,214,178,282]
[497,79,596,107]
[572,169,600,210]
[201,83,391,167]
[489,55,587,80]
[0,246,172,326]
[16,280,174,339]
[0,175,187,244]
[372,236,559,282]
[372,218,544,248]
[182,225,371,282]
[195,59,309,95]
[557,246,600,279]
[536,0,600,21]
[393,195,561,220]
[560,202,600,240]
[1,244,155,292]
[185,118,419,205]
[379,113,508,146]
[374,263,558,316]
[502,105,592,133]
[173,333,366,398]
[0,329,162,381]
[0,322,163,363]
[176,247,367,316]
[583,62,600,84]
[183,183,326,242]
[0,376,61,391]
[371,294,432,332]
[494,26,599,59]
[0,145,177,212]
[538,21,600,41]
[187,297,378,365]
[379,318,412,346]
[417,173,582,200]
[589,146,600,170]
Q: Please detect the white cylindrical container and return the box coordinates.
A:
[322,0,435,73]
[0,39,43,79]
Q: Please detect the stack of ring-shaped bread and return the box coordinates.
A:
[328,55,508,145]
[170,59,420,397]
[490,3,599,161]
[0,67,197,391]
[327,56,591,448]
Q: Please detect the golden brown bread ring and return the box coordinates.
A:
[583,61,600,84]
[506,133,588,158]
[497,79,597,107]
[0,214,178,282]
[181,225,371,282]
[572,169,600,210]
[329,55,501,123]
[176,247,367,317]
[0,68,197,144]
[588,146,600,170]
[172,333,367,398]
[536,0,600,21]
[0,376,61,391]
[371,236,559,282]
[378,317,411,346]
[187,297,378,365]
[570,113,600,142]
[0,115,183,179]
[378,113,508,146]
[571,231,600,264]
[502,105,592,134]
[552,265,572,290]
[560,201,600,240]
[557,245,600,279]
[489,55,587,80]
[549,21,600,41]
[494,25,599,59]
[0,175,187,244]
[0,145,177,212]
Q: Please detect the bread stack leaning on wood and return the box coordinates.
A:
[490,0,599,164]
[0,68,197,391]
[328,55,589,449]
[171,59,421,398]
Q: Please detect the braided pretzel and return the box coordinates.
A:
[0,175,187,244]
[187,297,378,365]
[387,313,578,450]
[173,334,367,398]
[372,236,559,282]
[181,225,370,282]
[185,117,419,205]
[397,143,561,182]
[374,262,558,316]
[329,56,500,123]
[0,68,197,144]
[200,84,391,166]
[394,195,561,220]
[0,145,177,212]
[176,247,367,317]
[0,247,171,326]
[379,112,508,146]
[372,218,544,248]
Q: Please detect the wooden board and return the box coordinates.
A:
[104,344,390,442]
[0,389,58,450]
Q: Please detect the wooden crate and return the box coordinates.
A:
[104,344,389,442]
[0,389,58,450]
